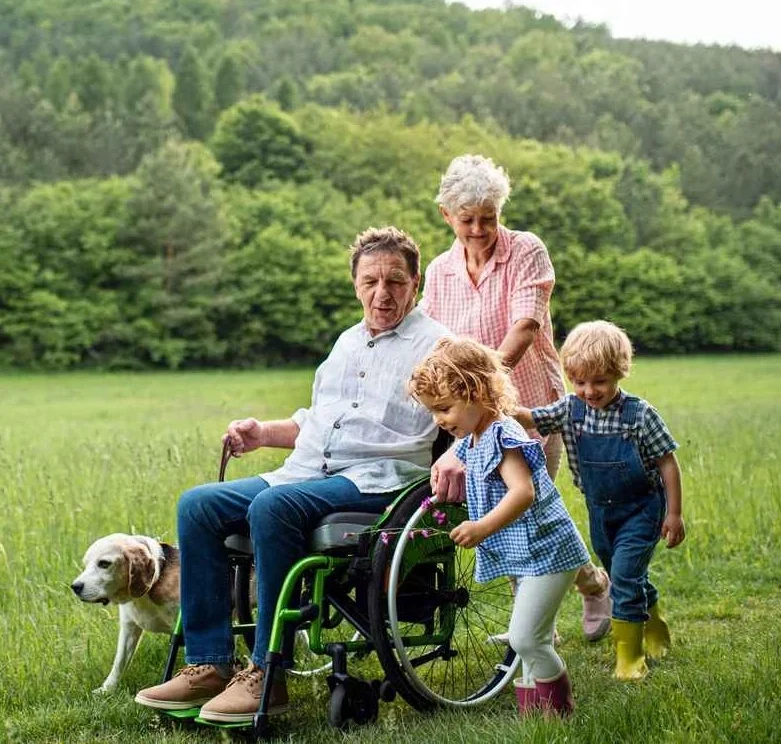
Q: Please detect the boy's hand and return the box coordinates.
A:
[661,514,686,548]
[449,520,487,549]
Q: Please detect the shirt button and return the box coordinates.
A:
[324,451,331,458]
[367,341,375,348]
[333,422,341,429]
[352,402,359,408]
[358,371,365,378]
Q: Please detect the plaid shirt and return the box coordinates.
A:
[420,226,565,423]
[531,391,678,493]
[454,418,589,583]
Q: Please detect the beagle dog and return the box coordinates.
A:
[71,533,180,692]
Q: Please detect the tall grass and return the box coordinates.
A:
[1,356,779,743]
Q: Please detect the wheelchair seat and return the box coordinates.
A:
[309,511,379,554]
[224,511,380,556]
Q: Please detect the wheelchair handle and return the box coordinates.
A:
[219,438,232,483]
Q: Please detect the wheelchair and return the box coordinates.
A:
[160,436,520,739]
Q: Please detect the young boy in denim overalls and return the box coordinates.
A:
[516,320,685,680]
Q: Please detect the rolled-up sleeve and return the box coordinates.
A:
[508,233,555,327]
[530,397,568,436]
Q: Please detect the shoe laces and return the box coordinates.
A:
[175,663,211,679]
[227,665,263,691]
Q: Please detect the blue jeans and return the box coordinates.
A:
[177,475,393,666]
[587,490,665,623]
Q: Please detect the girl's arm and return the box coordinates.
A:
[450,448,534,549]
[657,452,685,548]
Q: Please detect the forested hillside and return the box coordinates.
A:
[1,0,779,369]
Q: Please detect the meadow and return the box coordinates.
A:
[1,355,780,744]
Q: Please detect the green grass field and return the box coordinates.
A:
[2,356,780,743]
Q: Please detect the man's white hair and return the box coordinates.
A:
[435,154,511,213]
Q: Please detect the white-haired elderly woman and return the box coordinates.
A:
[422,153,612,642]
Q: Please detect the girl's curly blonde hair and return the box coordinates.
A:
[408,337,518,416]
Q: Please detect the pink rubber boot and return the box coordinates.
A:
[535,669,575,717]
[513,678,539,716]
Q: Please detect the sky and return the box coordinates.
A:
[453,0,781,52]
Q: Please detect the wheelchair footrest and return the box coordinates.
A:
[161,707,200,720]
[194,716,253,728]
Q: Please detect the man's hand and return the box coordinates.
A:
[661,513,686,548]
[431,449,466,503]
[449,520,487,549]
[222,418,267,457]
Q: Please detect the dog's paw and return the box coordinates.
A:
[93,683,116,695]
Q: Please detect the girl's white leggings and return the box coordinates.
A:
[509,568,579,683]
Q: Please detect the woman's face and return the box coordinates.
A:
[440,204,499,254]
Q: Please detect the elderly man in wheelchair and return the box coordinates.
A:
[135,226,521,735]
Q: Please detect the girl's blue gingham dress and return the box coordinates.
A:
[455,418,590,583]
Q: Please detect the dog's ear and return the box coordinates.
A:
[126,541,157,598]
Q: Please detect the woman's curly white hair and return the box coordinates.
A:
[435,154,511,213]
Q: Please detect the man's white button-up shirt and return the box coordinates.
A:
[260,309,449,493]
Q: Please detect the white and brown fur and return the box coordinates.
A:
[71,534,180,692]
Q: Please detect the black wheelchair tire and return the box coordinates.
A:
[367,483,439,712]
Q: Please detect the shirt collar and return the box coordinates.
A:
[442,224,512,275]
[360,307,420,341]
[601,389,626,413]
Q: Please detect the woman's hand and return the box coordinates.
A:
[222,418,267,457]
[431,449,466,503]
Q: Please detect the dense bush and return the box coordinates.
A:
[1,103,778,369]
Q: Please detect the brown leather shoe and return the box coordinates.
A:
[134,664,231,710]
[199,664,289,723]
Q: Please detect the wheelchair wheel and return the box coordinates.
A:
[369,485,520,709]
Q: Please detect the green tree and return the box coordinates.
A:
[214,51,244,112]
[75,54,112,111]
[173,45,211,139]
[211,95,311,187]
[45,57,73,110]
[118,140,228,367]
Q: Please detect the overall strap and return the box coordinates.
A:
[620,395,641,426]
[570,395,586,424]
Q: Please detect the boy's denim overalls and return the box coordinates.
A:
[571,396,666,622]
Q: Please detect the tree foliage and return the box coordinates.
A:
[0,1,778,368]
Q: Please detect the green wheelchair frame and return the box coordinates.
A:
[160,447,520,739]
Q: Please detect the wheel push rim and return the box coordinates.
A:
[386,499,520,707]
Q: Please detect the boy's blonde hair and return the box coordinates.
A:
[560,320,633,380]
[408,337,518,416]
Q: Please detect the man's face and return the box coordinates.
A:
[353,251,419,336]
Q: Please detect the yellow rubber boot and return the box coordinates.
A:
[611,619,648,681]
[644,603,671,660]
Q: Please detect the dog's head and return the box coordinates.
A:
[71,534,164,605]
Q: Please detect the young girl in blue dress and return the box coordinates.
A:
[409,336,590,716]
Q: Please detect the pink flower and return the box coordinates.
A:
[421,528,433,538]
[380,531,390,545]
[420,497,433,512]
[432,509,447,525]
[408,530,417,540]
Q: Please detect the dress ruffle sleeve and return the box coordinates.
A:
[478,420,547,479]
